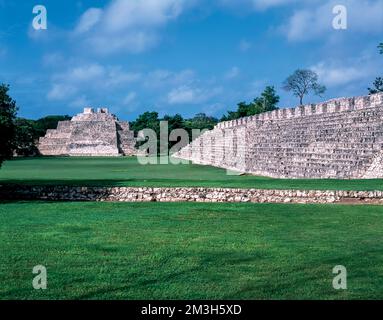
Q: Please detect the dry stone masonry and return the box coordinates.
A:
[0,185,382,205]
[175,93,383,179]
[38,108,136,156]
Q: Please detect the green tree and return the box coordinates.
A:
[221,111,238,122]
[185,113,218,131]
[163,114,185,133]
[368,43,383,95]
[368,77,383,94]
[12,115,71,156]
[184,113,218,142]
[0,84,18,166]
[130,111,160,134]
[131,111,220,153]
[14,118,38,156]
[258,86,280,112]
[162,114,185,152]
[283,69,326,105]
[221,86,280,121]
[130,111,160,151]
[33,115,71,138]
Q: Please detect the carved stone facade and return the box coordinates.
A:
[38,108,136,156]
[175,93,383,179]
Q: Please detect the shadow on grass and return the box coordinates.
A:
[73,250,265,300]
[0,179,133,187]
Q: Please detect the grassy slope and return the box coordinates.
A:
[1,157,382,190]
[1,201,383,299]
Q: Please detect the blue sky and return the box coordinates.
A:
[0,0,382,120]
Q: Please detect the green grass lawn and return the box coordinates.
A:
[1,201,383,299]
[1,157,382,190]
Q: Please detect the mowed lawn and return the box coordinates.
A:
[1,201,383,300]
[1,157,383,190]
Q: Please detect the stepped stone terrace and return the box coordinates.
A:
[175,93,383,179]
[38,107,136,157]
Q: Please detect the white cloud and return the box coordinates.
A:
[311,53,381,87]
[75,8,103,34]
[87,31,158,55]
[74,0,188,54]
[52,63,140,85]
[218,0,310,11]
[66,64,105,82]
[225,67,240,79]
[145,69,195,88]
[168,86,196,104]
[104,67,142,87]
[283,0,383,41]
[28,22,65,42]
[47,83,77,100]
[312,63,363,87]
[168,85,222,104]
[102,0,184,32]
[47,63,142,101]
[252,0,302,10]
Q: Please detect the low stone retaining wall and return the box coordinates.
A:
[1,185,383,204]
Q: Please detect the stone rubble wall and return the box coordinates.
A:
[38,108,137,156]
[175,93,383,179]
[1,185,382,204]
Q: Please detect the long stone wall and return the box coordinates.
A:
[175,93,383,179]
[1,185,382,204]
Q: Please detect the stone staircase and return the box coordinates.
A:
[175,93,383,179]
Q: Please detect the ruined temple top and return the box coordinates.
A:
[83,107,110,114]
[71,107,118,122]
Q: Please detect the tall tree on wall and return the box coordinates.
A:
[256,86,280,112]
[0,84,18,167]
[283,69,326,105]
[368,78,383,95]
[221,86,280,121]
[368,43,383,94]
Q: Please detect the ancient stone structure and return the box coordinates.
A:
[175,93,383,179]
[0,185,382,205]
[38,108,136,156]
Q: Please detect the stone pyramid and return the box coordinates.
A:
[38,107,136,156]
